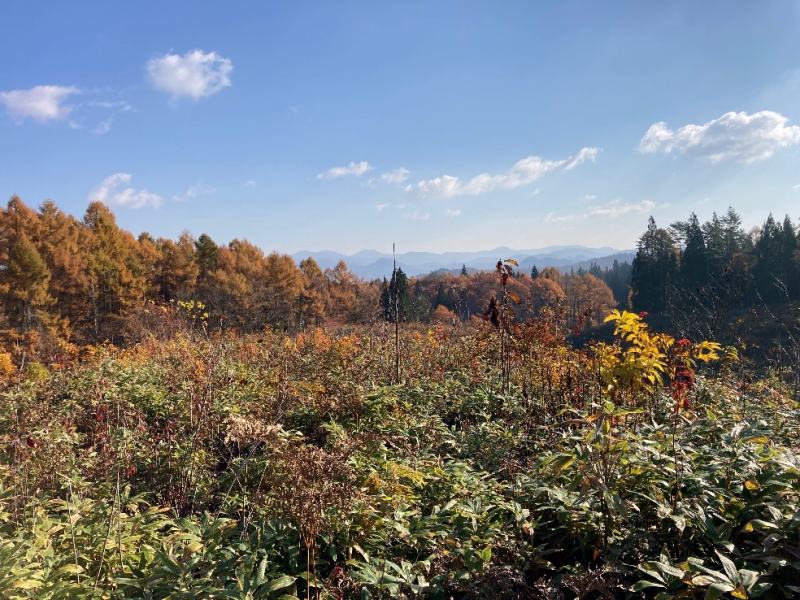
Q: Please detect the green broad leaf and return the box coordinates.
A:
[741,435,769,445]
[670,514,686,532]
[551,455,575,475]
[256,556,268,586]
[352,542,370,563]
[11,578,44,590]
[265,575,296,592]
[632,580,666,591]
[738,569,759,589]
[747,519,778,531]
[639,563,666,583]
[692,575,720,586]
[715,550,739,583]
[657,562,685,578]
[54,563,84,575]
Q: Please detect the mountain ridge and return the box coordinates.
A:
[293,245,634,279]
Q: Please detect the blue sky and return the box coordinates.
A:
[2,1,800,253]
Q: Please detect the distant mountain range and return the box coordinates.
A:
[292,245,635,279]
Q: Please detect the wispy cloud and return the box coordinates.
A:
[243,180,257,188]
[172,182,216,203]
[445,208,461,217]
[0,85,79,122]
[317,161,372,180]
[147,49,233,100]
[380,167,410,186]
[406,147,598,199]
[90,173,163,209]
[545,199,655,223]
[86,100,132,112]
[93,118,113,135]
[405,210,430,221]
[640,111,800,163]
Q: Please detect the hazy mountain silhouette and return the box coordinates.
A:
[293,246,633,279]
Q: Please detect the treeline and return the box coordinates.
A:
[0,197,622,361]
[0,197,378,353]
[629,208,800,318]
[380,264,618,329]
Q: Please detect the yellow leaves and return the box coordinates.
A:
[741,435,769,445]
[743,479,759,491]
[692,341,722,363]
[0,351,15,378]
[723,346,740,362]
[598,311,727,400]
[731,586,749,600]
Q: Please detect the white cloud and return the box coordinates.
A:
[317,161,373,180]
[87,100,133,112]
[543,212,578,224]
[172,182,216,203]
[406,147,598,199]
[93,118,112,135]
[640,111,800,163]
[243,180,257,188]
[0,85,79,122]
[445,208,461,217]
[375,203,390,211]
[380,167,410,185]
[793,183,800,190]
[405,210,430,221]
[545,199,655,223]
[590,199,655,217]
[147,50,233,100]
[90,173,163,209]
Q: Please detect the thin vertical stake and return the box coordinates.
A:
[393,243,400,383]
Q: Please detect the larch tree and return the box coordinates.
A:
[2,233,53,331]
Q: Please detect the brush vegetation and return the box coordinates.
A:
[1,303,798,599]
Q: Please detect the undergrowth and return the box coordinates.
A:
[0,316,798,598]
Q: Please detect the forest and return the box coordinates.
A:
[0,197,799,598]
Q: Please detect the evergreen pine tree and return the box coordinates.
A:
[681,213,708,289]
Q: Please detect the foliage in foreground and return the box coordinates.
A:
[0,314,798,598]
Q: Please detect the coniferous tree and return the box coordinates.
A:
[83,202,145,340]
[680,213,709,289]
[779,216,798,298]
[1,234,53,330]
[380,278,392,321]
[383,268,410,322]
[156,233,198,301]
[753,214,783,303]
[194,233,219,299]
[630,217,678,313]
